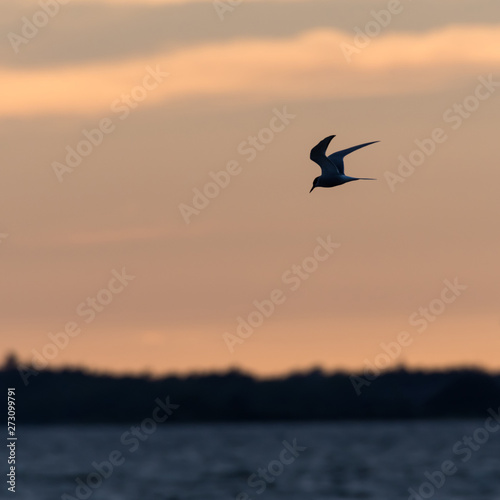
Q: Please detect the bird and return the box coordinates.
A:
[309,135,379,192]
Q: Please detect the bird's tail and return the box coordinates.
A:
[358,177,376,181]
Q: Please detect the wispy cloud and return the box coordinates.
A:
[2,25,499,117]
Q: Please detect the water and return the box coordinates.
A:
[17,421,500,499]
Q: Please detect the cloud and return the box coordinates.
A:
[3,1,499,68]
[2,25,500,117]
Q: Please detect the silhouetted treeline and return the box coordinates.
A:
[2,357,500,423]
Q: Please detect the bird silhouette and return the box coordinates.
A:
[309,135,378,192]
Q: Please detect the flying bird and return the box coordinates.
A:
[309,135,379,192]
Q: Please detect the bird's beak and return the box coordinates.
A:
[309,185,315,193]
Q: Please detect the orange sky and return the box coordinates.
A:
[2,0,500,376]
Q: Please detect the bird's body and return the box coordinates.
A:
[309,135,378,192]
[313,173,361,188]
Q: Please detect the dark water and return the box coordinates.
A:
[16,421,500,499]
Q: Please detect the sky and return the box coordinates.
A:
[1,0,500,376]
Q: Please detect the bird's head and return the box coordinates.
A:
[309,177,319,193]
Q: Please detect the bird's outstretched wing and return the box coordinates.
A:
[310,135,339,174]
[328,141,379,174]
[310,135,335,162]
